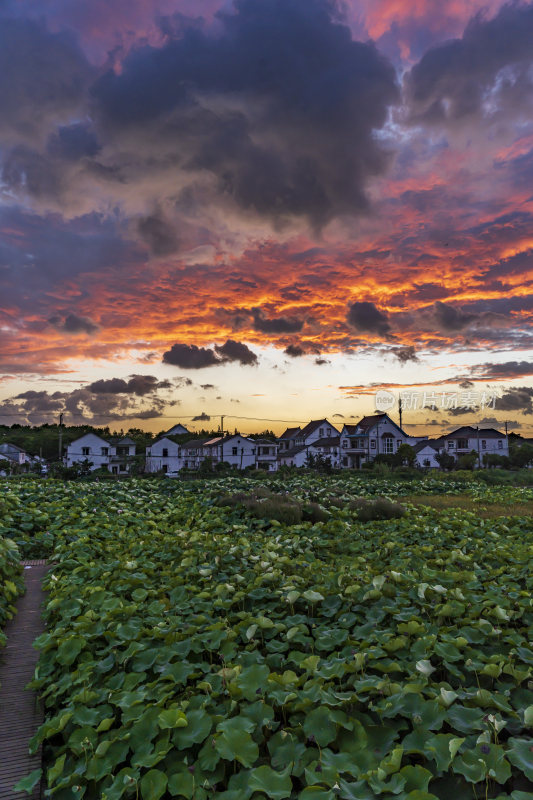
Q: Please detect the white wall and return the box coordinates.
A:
[146,437,180,473]
[66,433,113,471]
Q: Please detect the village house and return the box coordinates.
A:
[413,440,440,469]
[145,436,181,474]
[307,436,341,468]
[65,433,136,474]
[339,413,421,469]
[277,420,340,468]
[434,426,508,465]
[254,439,279,471]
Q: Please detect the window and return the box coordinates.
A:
[101,447,108,456]
[82,447,90,456]
[319,428,324,436]
[423,459,430,467]
[342,440,348,448]
[498,440,503,449]
[232,447,238,455]
[383,436,394,454]
[448,440,455,449]
[481,440,486,450]
[327,428,331,435]
[457,439,468,449]
[163,464,168,473]
[162,448,168,457]
[370,440,376,449]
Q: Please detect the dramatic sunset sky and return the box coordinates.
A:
[1,0,533,435]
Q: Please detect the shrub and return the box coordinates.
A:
[349,496,406,522]
[302,502,330,523]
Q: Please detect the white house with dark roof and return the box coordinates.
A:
[145,436,181,473]
[413,440,440,469]
[254,439,279,471]
[165,423,189,436]
[434,426,508,464]
[66,433,136,474]
[339,413,419,469]
[308,436,341,468]
[278,419,340,468]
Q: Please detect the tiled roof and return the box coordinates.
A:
[278,427,301,440]
[311,437,340,447]
[278,446,307,458]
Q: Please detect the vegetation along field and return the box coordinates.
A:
[1,474,533,799]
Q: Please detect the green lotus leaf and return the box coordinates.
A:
[57,635,85,665]
[507,738,533,781]
[247,765,292,799]
[140,769,167,800]
[215,716,259,766]
[235,663,271,700]
[303,706,338,746]
[172,709,212,748]
[158,706,188,729]
[13,768,42,795]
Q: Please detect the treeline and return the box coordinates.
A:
[1,424,278,462]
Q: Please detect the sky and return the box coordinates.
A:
[1,0,533,436]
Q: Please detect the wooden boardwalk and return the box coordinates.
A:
[0,560,48,800]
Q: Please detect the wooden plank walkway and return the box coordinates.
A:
[0,560,48,800]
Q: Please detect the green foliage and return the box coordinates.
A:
[3,475,533,797]
[0,536,24,651]
[348,496,406,521]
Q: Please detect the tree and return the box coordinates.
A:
[457,449,478,470]
[509,442,533,469]
[435,450,455,470]
[396,444,416,467]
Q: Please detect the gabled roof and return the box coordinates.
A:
[297,419,338,440]
[341,424,360,435]
[311,436,340,447]
[0,442,25,453]
[278,427,301,440]
[445,426,505,439]
[181,438,210,450]
[278,445,307,458]
[413,440,438,453]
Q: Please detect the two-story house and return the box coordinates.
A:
[66,433,136,474]
[435,426,508,464]
[254,439,279,471]
[278,419,340,468]
[145,436,181,473]
[339,413,418,469]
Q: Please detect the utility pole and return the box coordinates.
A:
[58,412,64,462]
[220,415,225,466]
[399,396,403,431]
[476,425,480,468]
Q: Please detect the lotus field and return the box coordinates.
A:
[1,475,533,800]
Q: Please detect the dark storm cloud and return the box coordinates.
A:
[0,17,92,144]
[137,213,180,255]
[163,339,258,368]
[87,375,172,396]
[214,339,258,365]
[192,412,211,421]
[46,122,101,161]
[0,206,144,305]
[4,386,167,425]
[284,344,305,358]
[251,308,304,334]
[431,301,475,332]
[347,301,391,336]
[471,361,533,380]
[495,386,533,414]
[91,0,399,227]
[392,345,418,363]
[163,344,221,369]
[406,3,533,127]
[49,312,99,335]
